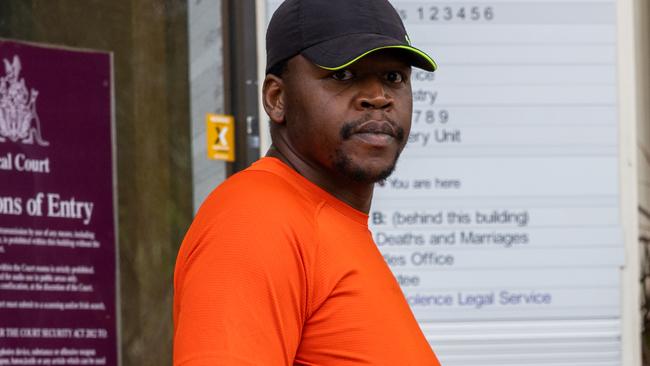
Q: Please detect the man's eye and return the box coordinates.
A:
[385,71,404,83]
[331,70,354,81]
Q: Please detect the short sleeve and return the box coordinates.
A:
[173,198,309,366]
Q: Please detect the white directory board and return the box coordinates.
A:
[259,1,640,365]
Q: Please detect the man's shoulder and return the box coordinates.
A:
[178,167,321,270]
[199,166,319,221]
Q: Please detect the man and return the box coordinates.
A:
[173,0,440,364]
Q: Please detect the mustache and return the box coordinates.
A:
[340,115,405,142]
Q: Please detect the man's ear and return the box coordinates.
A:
[262,74,286,125]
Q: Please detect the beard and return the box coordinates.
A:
[332,117,406,183]
[333,149,400,183]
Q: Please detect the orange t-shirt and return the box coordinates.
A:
[173,157,440,365]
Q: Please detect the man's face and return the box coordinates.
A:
[281,50,413,183]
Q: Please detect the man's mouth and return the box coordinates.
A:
[341,119,404,145]
[351,131,395,146]
[355,120,397,137]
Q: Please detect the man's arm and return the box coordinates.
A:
[173,207,308,365]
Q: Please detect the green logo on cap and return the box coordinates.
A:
[405,34,412,45]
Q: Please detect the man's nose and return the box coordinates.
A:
[356,77,392,110]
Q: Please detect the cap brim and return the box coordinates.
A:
[302,33,437,72]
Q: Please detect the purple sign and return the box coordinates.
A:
[0,40,117,365]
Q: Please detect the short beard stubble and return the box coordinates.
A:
[333,118,406,184]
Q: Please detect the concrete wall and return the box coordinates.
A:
[637,0,650,362]
[0,1,194,364]
[188,0,227,212]
[638,0,650,228]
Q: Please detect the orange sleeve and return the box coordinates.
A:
[173,196,309,366]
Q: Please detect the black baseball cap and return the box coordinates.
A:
[266,0,437,74]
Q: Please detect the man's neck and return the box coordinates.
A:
[266,145,374,213]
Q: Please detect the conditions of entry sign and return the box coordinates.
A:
[0,39,117,365]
